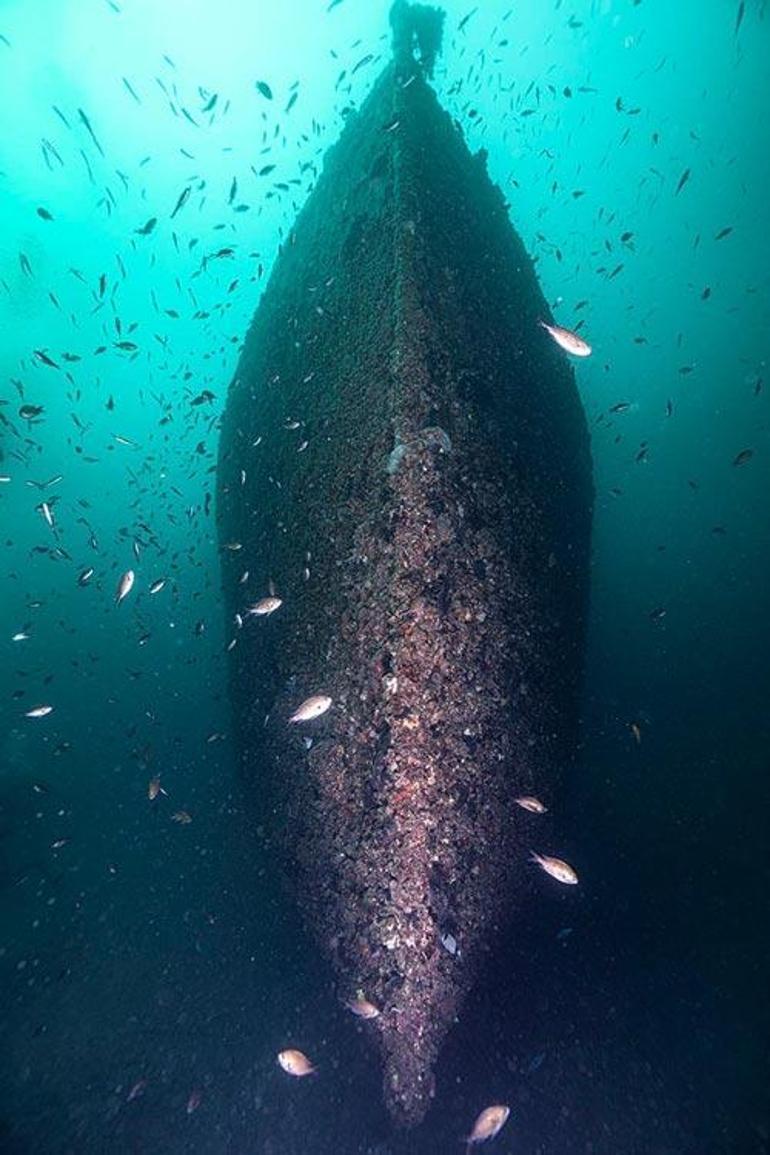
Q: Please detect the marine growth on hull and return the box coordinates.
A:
[217,0,593,1127]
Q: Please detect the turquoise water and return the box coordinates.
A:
[1,1,768,1151]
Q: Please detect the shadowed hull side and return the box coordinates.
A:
[217,55,592,1127]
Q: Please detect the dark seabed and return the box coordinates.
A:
[1,1,769,1153]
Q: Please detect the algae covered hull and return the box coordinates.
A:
[217,3,592,1128]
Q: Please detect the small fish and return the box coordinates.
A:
[630,721,642,744]
[36,207,54,221]
[170,186,191,218]
[514,796,548,814]
[12,631,30,642]
[38,501,54,528]
[149,578,166,594]
[675,167,691,195]
[732,448,753,467]
[26,704,54,718]
[441,931,459,956]
[277,1049,316,1077]
[148,776,168,800]
[171,810,192,824]
[19,404,44,420]
[78,107,104,156]
[247,596,283,616]
[115,569,135,605]
[352,53,373,75]
[530,852,579,885]
[538,318,592,357]
[465,1104,510,1149]
[714,226,733,241]
[289,694,333,723]
[33,349,59,369]
[186,1089,201,1114]
[255,80,273,100]
[78,567,94,586]
[135,216,157,235]
[122,77,141,103]
[347,992,380,1019]
[51,838,69,850]
[126,1078,147,1102]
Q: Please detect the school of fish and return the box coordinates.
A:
[0,0,759,1148]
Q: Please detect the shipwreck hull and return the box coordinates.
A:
[217,12,592,1129]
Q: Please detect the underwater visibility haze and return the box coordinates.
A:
[1,2,769,1153]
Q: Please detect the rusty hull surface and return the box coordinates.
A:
[217,51,593,1128]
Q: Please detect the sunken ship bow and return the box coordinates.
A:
[217,1,593,1129]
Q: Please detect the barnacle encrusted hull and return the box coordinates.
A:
[217,36,592,1129]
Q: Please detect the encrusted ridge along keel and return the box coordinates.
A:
[217,1,592,1129]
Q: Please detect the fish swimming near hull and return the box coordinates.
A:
[538,318,593,358]
[217,0,592,1129]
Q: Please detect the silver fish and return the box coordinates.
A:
[26,704,54,718]
[288,694,332,723]
[347,992,380,1019]
[514,796,548,814]
[466,1104,510,1147]
[538,318,592,358]
[277,1048,316,1076]
[247,596,283,616]
[115,569,135,605]
[530,852,579,885]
